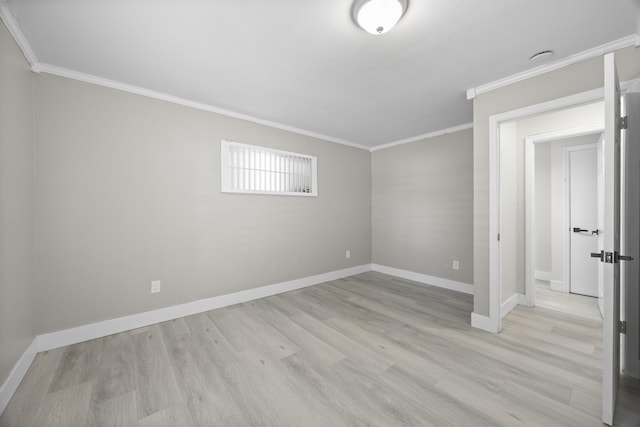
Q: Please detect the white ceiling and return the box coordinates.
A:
[3,0,638,149]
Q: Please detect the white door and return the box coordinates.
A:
[569,145,599,296]
[600,52,622,426]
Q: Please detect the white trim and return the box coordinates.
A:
[501,293,519,318]
[549,279,565,292]
[489,112,502,333]
[467,35,637,100]
[33,63,371,151]
[0,2,38,66]
[371,264,474,294]
[37,264,372,351]
[0,339,38,415]
[534,271,552,281]
[525,134,536,307]
[369,123,473,152]
[500,293,529,318]
[471,312,499,333]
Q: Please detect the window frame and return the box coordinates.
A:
[220,140,318,197]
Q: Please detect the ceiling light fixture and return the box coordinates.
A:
[353,0,408,35]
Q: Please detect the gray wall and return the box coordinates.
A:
[498,121,520,302]
[473,46,640,317]
[34,74,372,334]
[371,129,473,284]
[0,21,35,386]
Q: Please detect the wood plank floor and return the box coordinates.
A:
[1,271,638,426]
[535,280,602,320]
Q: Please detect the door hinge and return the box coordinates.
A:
[620,320,627,334]
[497,233,500,242]
[619,116,628,130]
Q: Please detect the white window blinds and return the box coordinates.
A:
[221,140,318,196]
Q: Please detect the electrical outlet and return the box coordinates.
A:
[346,250,351,259]
[452,260,460,270]
[151,280,161,293]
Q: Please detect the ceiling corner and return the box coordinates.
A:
[0,2,38,66]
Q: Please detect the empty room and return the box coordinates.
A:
[1,0,640,426]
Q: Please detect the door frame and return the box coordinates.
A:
[524,127,603,307]
[486,76,640,332]
[487,87,604,333]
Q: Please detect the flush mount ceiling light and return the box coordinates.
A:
[353,0,408,35]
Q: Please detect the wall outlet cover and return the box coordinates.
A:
[151,280,161,293]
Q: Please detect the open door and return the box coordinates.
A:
[599,52,624,426]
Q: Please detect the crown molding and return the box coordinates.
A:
[466,34,638,100]
[33,63,371,151]
[0,5,369,150]
[370,122,473,152]
[0,2,38,66]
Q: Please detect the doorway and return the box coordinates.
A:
[527,130,604,310]
[492,100,605,321]
[487,53,638,425]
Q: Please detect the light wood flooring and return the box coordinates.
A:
[1,271,638,426]
[535,280,602,320]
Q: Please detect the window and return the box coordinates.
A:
[221,140,318,196]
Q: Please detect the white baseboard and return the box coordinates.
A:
[3,262,473,413]
[549,280,564,292]
[371,264,473,294]
[0,338,38,416]
[37,264,372,352]
[501,293,528,318]
[471,312,499,333]
[534,270,552,282]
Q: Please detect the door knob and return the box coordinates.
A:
[573,227,588,233]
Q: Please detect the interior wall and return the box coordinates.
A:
[371,129,473,284]
[499,122,519,302]
[534,143,551,276]
[34,74,372,334]
[0,21,35,386]
[473,45,640,317]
